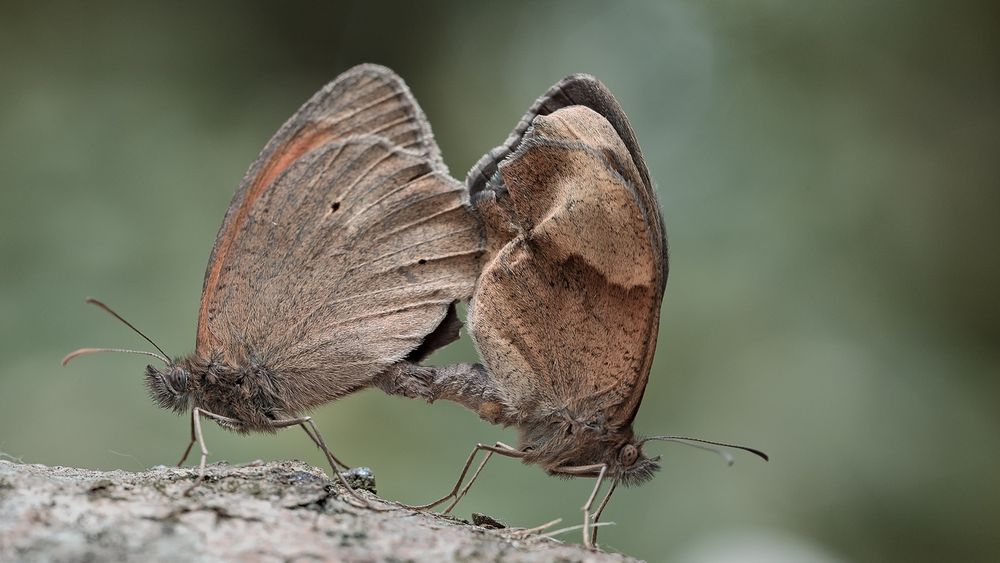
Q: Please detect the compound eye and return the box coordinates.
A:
[168,368,189,393]
[620,444,639,466]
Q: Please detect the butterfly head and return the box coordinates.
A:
[613,440,661,486]
[61,298,201,414]
[528,414,662,486]
[145,362,192,414]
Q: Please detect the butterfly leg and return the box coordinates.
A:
[296,418,351,471]
[179,407,244,495]
[176,411,197,467]
[188,407,209,492]
[508,517,563,539]
[257,416,349,470]
[299,419,384,510]
[258,416,379,510]
[400,441,523,513]
[580,464,609,549]
[180,407,211,494]
[443,441,521,514]
[588,477,618,547]
[552,462,610,549]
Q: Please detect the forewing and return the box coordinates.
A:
[204,136,481,406]
[198,64,449,351]
[470,106,664,428]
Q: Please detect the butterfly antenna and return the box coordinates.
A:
[639,435,769,466]
[62,347,169,366]
[83,297,170,358]
[61,298,171,366]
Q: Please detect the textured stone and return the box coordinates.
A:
[0,459,638,562]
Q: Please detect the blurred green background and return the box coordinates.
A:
[2,1,998,561]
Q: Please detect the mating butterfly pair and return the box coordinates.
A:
[66,65,765,548]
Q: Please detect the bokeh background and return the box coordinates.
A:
[2,1,998,561]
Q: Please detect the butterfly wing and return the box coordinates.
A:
[468,74,665,287]
[470,103,665,429]
[198,64,450,350]
[196,66,482,410]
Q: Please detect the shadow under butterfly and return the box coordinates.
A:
[63,64,484,503]
[399,75,768,546]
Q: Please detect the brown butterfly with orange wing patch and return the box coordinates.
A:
[399,75,767,545]
[63,64,483,503]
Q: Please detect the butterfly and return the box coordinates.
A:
[399,74,767,544]
[64,64,484,502]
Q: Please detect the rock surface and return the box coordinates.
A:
[0,459,638,562]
